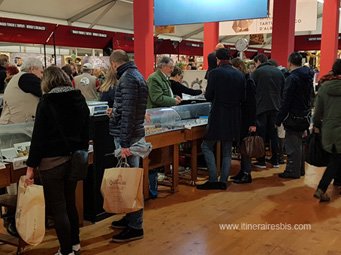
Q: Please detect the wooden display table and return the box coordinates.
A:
[144,129,186,199]
[143,126,221,197]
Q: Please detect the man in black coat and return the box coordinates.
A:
[197,48,246,190]
[204,43,225,80]
[252,54,285,168]
[276,52,314,179]
[108,50,148,242]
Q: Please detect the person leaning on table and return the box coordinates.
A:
[147,56,181,108]
[146,56,181,198]
[25,66,89,255]
[0,58,43,124]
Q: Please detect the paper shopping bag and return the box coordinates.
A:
[101,167,144,214]
[15,176,45,246]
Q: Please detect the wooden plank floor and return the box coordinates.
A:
[1,161,341,255]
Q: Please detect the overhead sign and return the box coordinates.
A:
[154,0,269,26]
[71,30,107,38]
[219,0,317,35]
[0,21,46,31]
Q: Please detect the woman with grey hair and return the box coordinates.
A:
[0,58,43,124]
[25,66,89,255]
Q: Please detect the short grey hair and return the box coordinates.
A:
[157,56,174,69]
[21,58,43,72]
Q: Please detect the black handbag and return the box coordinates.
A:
[49,103,89,181]
[283,111,311,131]
[305,132,329,167]
[240,133,265,158]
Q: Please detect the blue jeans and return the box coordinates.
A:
[201,140,232,183]
[114,137,143,230]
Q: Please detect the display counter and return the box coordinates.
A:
[143,103,213,198]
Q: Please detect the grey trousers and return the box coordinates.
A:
[284,130,305,178]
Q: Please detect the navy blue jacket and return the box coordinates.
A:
[205,63,245,141]
[109,62,148,148]
[276,66,314,126]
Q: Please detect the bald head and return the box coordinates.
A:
[215,43,225,50]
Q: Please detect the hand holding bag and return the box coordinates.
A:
[100,158,144,214]
[240,133,265,158]
[15,176,45,246]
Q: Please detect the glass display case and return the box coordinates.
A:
[0,122,34,163]
[145,102,210,136]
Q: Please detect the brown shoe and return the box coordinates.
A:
[314,188,330,202]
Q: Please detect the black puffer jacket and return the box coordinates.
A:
[109,61,148,148]
[276,66,314,126]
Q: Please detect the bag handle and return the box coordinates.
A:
[116,157,130,168]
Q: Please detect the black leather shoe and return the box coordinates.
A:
[112,227,144,243]
[219,182,227,190]
[196,181,222,190]
[278,172,300,179]
[233,173,252,184]
[230,171,244,180]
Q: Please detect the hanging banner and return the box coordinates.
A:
[155,0,269,26]
[219,0,317,36]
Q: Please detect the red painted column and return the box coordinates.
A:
[203,22,219,69]
[271,0,296,67]
[320,0,340,76]
[133,0,154,79]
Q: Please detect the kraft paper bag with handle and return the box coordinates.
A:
[101,159,144,214]
[15,176,45,246]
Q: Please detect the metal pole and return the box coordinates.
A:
[53,32,57,65]
[43,44,47,68]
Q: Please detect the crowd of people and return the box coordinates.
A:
[0,47,340,254]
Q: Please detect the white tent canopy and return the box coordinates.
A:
[0,0,331,48]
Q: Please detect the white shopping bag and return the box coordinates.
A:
[15,176,45,246]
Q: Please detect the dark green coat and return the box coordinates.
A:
[313,79,341,153]
[147,69,176,108]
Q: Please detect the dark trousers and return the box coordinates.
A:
[284,130,304,178]
[318,152,341,192]
[256,110,279,163]
[39,161,79,255]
